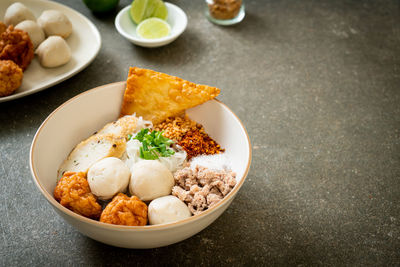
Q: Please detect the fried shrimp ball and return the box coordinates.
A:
[0,60,23,97]
[0,23,34,71]
[54,171,102,219]
[100,193,148,226]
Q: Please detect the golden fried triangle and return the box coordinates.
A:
[120,67,220,124]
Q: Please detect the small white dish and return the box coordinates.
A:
[115,3,187,48]
[0,0,101,103]
[30,81,251,249]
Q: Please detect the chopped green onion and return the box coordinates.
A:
[133,129,175,160]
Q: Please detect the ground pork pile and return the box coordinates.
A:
[172,166,236,215]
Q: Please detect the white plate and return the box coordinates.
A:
[0,0,101,103]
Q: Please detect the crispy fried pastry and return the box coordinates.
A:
[54,172,102,219]
[0,23,34,71]
[100,193,148,226]
[0,60,23,97]
[120,67,220,124]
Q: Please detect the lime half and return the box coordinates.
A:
[136,17,171,39]
[130,0,168,24]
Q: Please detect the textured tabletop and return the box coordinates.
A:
[1,0,399,265]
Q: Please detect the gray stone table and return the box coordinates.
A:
[1,0,399,265]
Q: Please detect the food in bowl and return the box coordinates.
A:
[30,78,250,248]
[129,160,175,201]
[87,157,131,200]
[154,115,224,160]
[54,171,102,219]
[129,0,171,39]
[148,195,191,225]
[172,165,236,215]
[99,193,148,226]
[120,67,220,124]
[54,67,238,226]
[136,17,170,39]
[130,0,168,24]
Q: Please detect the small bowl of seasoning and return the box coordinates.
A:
[205,0,245,26]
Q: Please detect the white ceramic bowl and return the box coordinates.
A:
[115,3,187,48]
[30,82,251,248]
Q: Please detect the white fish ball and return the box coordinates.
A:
[129,160,174,201]
[148,196,192,225]
[15,20,45,49]
[88,157,131,201]
[35,36,71,68]
[4,2,36,26]
[37,10,72,38]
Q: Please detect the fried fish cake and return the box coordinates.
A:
[57,134,127,180]
[0,60,23,97]
[96,115,139,137]
[0,23,34,71]
[54,171,102,219]
[100,193,148,226]
[120,67,220,124]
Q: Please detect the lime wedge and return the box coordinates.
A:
[136,17,171,39]
[152,0,168,20]
[130,0,168,24]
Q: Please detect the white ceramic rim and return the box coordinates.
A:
[29,81,252,231]
[0,0,102,103]
[114,3,187,45]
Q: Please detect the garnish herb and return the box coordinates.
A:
[131,129,175,160]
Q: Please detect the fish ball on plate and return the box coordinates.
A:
[87,157,131,200]
[37,10,72,38]
[15,20,45,49]
[129,160,174,201]
[4,2,36,26]
[35,36,71,68]
[148,196,191,225]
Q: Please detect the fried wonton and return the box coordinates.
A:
[120,67,220,124]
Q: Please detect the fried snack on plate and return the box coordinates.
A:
[0,23,6,34]
[120,67,220,124]
[0,60,23,97]
[54,172,102,219]
[100,193,148,226]
[0,23,34,71]
[58,134,126,179]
